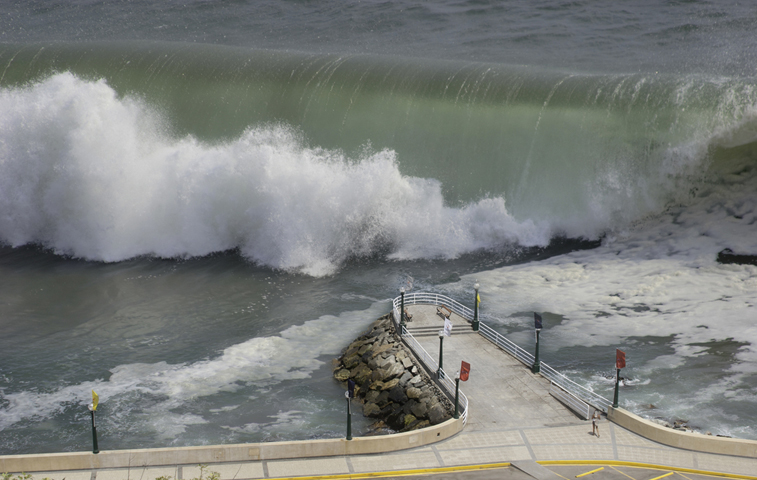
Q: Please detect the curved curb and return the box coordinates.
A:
[538,460,757,480]
[263,462,511,480]
[608,407,757,458]
[0,417,463,473]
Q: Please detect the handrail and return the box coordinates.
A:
[540,363,612,411]
[391,301,469,425]
[478,322,535,366]
[392,292,612,413]
[393,292,474,323]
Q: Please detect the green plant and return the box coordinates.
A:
[2,462,221,480]
[192,464,219,480]
[2,474,33,480]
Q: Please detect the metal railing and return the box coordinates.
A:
[549,382,591,420]
[391,299,469,425]
[540,363,612,412]
[478,322,535,367]
[393,292,474,323]
[392,292,612,413]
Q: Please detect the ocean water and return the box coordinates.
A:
[1,1,757,454]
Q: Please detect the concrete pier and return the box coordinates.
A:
[403,304,583,431]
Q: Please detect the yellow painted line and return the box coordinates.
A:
[551,470,571,480]
[609,465,638,480]
[576,467,604,478]
[538,461,757,480]
[265,462,511,480]
[649,473,674,480]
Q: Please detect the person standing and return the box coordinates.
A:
[592,410,601,437]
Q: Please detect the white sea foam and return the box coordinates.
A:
[445,155,757,435]
[0,73,552,276]
[0,302,385,432]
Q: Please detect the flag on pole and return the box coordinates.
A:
[616,349,626,369]
[534,312,543,330]
[476,293,481,306]
[92,390,99,411]
[444,318,452,337]
[460,361,471,381]
[347,379,356,398]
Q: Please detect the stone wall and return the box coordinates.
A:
[333,314,453,433]
[608,406,757,458]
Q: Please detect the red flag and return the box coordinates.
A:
[616,349,626,369]
[460,361,471,382]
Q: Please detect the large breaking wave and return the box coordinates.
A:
[2,43,757,274]
[0,73,550,275]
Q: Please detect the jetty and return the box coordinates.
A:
[3,292,757,479]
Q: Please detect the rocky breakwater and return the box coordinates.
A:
[333,314,453,433]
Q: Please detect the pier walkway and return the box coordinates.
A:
[5,298,757,479]
[402,304,583,432]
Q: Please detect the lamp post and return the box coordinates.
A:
[88,403,99,454]
[346,379,355,440]
[472,283,480,332]
[438,329,444,379]
[455,361,470,419]
[613,349,626,409]
[400,287,406,333]
[532,312,543,374]
[454,372,461,419]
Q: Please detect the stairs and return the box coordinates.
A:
[405,324,478,337]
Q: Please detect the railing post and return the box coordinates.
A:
[454,377,461,419]
[346,394,352,440]
[613,349,625,408]
[346,379,355,440]
[400,288,406,332]
[88,408,99,454]
[532,328,541,374]
[438,330,444,379]
[532,313,542,374]
[472,283,480,331]
[88,391,99,454]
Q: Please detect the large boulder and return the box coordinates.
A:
[403,414,417,428]
[377,354,396,369]
[387,407,406,431]
[375,390,391,407]
[406,386,422,400]
[388,385,408,403]
[334,368,351,382]
[343,353,361,370]
[381,361,405,380]
[428,403,447,425]
[411,400,428,418]
[398,371,413,387]
[371,344,393,358]
[351,363,373,385]
[363,403,381,417]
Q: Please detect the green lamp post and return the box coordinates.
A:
[400,287,406,333]
[88,390,99,454]
[472,283,480,331]
[532,312,543,374]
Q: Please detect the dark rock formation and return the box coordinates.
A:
[333,313,453,433]
[717,248,757,266]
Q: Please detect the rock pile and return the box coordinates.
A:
[333,313,453,433]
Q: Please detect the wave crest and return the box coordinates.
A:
[0,73,550,275]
